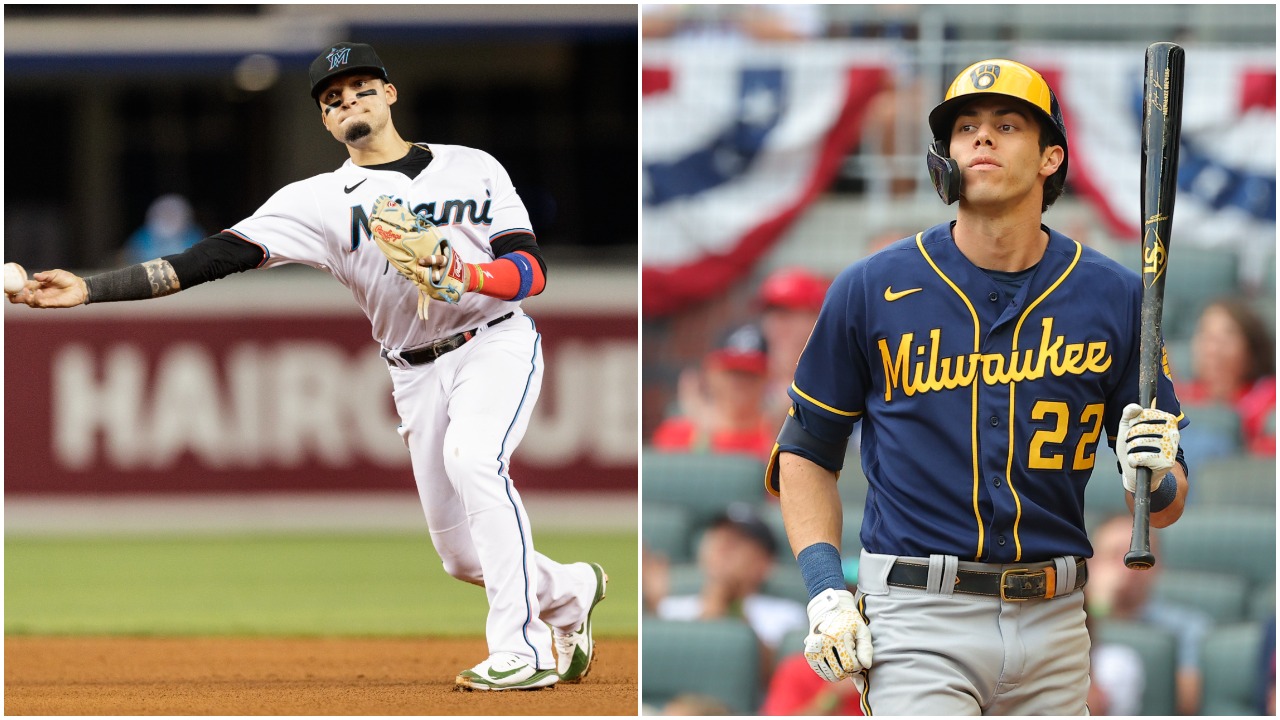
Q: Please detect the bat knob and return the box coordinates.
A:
[1124,551,1156,570]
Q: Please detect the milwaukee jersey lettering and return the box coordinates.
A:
[227,143,533,351]
[783,223,1185,563]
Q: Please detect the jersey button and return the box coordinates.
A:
[988,292,999,302]
[997,536,1007,546]
[990,416,1000,427]
[992,477,1003,487]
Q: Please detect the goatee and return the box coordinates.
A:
[344,121,373,144]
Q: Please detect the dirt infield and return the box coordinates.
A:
[5,636,639,715]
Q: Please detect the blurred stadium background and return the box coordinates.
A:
[641,4,1274,716]
[4,4,637,645]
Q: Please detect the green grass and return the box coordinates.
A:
[5,531,636,637]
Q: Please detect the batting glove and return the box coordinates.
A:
[803,588,872,682]
[1116,402,1179,493]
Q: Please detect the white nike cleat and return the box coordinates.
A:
[554,562,608,683]
[454,652,559,691]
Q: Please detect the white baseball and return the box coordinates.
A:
[4,263,27,295]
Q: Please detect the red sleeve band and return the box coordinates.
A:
[468,250,545,300]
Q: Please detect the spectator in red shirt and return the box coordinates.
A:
[757,267,830,419]
[651,323,776,460]
[760,651,865,715]
[1178,297,1275,455]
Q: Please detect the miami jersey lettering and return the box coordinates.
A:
[227,143,532,351]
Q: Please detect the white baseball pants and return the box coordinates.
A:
[389,311,596,669]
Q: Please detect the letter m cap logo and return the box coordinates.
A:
[327,47,351,71]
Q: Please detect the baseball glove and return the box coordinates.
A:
[368,195,465,320]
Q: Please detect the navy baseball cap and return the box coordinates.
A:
[705,323,768,375]
[309,42,389,102]
[709,502,778,556]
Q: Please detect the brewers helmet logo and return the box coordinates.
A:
[969,64,1001,90]
[326,47,351,71]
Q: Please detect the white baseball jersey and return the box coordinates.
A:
[227,141,600,670]
[228,142,529,349]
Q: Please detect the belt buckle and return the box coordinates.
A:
[999,567,1036,602]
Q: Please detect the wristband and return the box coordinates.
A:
[83,264,152,303]
[1149,472,1178,513]
[507,251,535,300]
[466,263,484,292]
[797,542,845,601]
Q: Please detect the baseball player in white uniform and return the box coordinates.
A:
[8,42,607,692]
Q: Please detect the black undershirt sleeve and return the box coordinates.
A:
[83,232,264,303]
[164,232,267,290]
[490,232,547,277]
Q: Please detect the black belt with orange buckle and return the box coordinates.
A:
[386,312,514,367]
[887,557,1087,601]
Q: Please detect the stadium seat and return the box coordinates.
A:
[643,502,695,563]
[1158,507,1276,588]
[1248,581,1275,622]
[757,502,793,562]
[1178,402,1245,464]
[758,502,864,563]
[642,618,763,714]
[1162,246,1239,341]
[642,450,767,526]
[1262,249,1276,298]
[1097,620,1178,716]
[665,562,703,596]
[1084,443,1130,518]
[777,626,808,667]
[1152,569,1249,625]
[762,562,809,605]
[1191,454,1277,508]
[1200,622,1267,715]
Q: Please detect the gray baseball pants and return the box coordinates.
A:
[851,550,1092,715]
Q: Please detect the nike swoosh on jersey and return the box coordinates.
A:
[344,179,368,194]
[883,286,923,301]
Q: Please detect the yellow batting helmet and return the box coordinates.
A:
[926,59,1068,206]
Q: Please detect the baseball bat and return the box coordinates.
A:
[1125,42,1184,570]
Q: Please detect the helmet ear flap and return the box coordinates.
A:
[926,141,961,205]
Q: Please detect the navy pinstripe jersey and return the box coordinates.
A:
[774,223,1186,563]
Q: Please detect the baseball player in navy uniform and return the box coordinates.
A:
[9,42,607,692]
[767,59,1190,714]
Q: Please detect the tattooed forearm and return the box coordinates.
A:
[143,258,182,297]
[83,259,184,303]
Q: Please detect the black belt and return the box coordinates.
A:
[385,312,514,366]
[887,557,1087,601]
